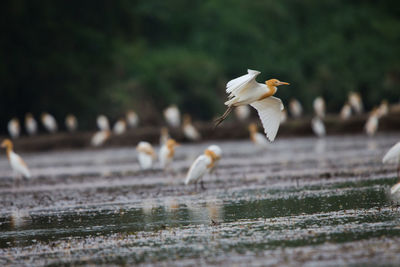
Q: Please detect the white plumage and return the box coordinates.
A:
[91,130,111,147]
[25,114,38,136]
[340,103,352,120]
[289,99,303,118]
[8,118,20,139]
[126,110,139,128]
[1,139,31,179]
[159,139,179,170]
[365,110,379,137]
[159,127,170,146]
[234,105,251,121]
[164,105,181,127]
[97,115,110,131]
[136,141,156,170]
[41,113,58,133]
[113,119,126,135]
[219,69,289,142]
[65,114,78,132]
[348,92,363,114]
[382,142,400,164]
[185,146,221,186]
[248,123,268,147]
[311,117,326,137]
[313,97,326,118]
[182,115,201,141]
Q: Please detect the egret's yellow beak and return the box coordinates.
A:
[277,81,290,86]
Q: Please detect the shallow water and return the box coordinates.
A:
[0,133,400,266]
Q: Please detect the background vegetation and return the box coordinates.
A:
[1,0,399,129]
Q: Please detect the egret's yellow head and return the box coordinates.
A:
[266,79,290,87]
[248,123,258,133]
[166,139,179,148]
[1,139,13,150]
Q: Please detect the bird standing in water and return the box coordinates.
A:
[382,142,400,194]
[159,127,170,146]
[313,97,326,118]
[91,130,111,147]
[159,139,180,170]
[136,141,156,170]
[215,69,289,142]
[311,117,326,137]
[25,113,38,136]
[185,146,221,190]
[1,139,31,180]
[182,114,201,141]
[365,108,380,137]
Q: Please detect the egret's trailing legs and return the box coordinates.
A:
[214,106,234,128]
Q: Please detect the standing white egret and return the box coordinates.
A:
[382,142,400,194]
[248,123,268,147]
[113,119,126,135]
[365,108,379,137]
[91,130,111,147]
[65,114,78,132]
[377,100,389,117]
[313,97,326,118]
[136,142,156,170]
[97,115,110,131]
[289,99,303,118]
[185,146,221,190]
[215,69,289,142]
[25,113,38,136]
[163,105,181,127]
[182,114,201,141]
[126,110,139,128]
[311,117,326,137]
[340,103,352,120]
[8,118,20,139]
[348,92,363,114]
[159,139,179,170]
[41,113,58,133]
[234,105,251,121]
[1,139,31,179]
[159,127,170,146]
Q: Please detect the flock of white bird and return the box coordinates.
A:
[2,69,399,193]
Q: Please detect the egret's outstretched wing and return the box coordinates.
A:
[226,69,260,97]
[383,142,400,164]
[250,96,283,142]
[185,155,208,185]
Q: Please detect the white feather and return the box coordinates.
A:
[25,117,38,136]
[159,145,171,169]
[9,151,31,179]
[250,96,283,142]
[226,69,260,95]
[42,114,58,133]
[164,106,181,127]
[183,124,201,141]
[311,117,326,137]
[185,155,211,185]
[382,142,400,164]
[138,153,153,170]
[97,115,110,131]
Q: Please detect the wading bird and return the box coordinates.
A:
[234,105,251,121]
[159,139,179,170]
[340,103,352,120]
[382,142,400,194]
[113,119,126,135]
[348,92,363,114]
[136,141,156,170]
[1,139,31,179]
[65,114,78,132]
[160,127,170,146]
[182,114,201,141]
[185,146,221,190]
[311,117,326,137]
[289,99,303,118]
[25,113,38,136]
[126,110,139,128]
[313,97,326,118]
[41,113,58,133]
[377,100,389,117]
[164,105,181,127]
[8,118,20,139]
[97,115,110,131]
[365,108,379,137]
[248,123,268,147]
[215,69,289,142]
[91,130,111,147]
[206,145,222,175]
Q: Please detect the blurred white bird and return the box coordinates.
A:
[185,146,221,189]
[159,139,179,170]
[97,115,110,131]
[136,141,156,170]
[164,105,181,127]
[289,99,303,118]
[8,118,20,139]
[1,139,31,179]
[281,109,287,123]
[65,114,78,132]
[41,113,58,133]
[113,119,126,135]
[311,117,326,137]
[206,145,222,175]
[313,97,326,118]
[365,108,379,137]
[215,69,289,142]
[126,110,139,128]
[340,103,352,120]
[248,123,268,147]
[159,127,170,146]
[91,130,111,147]
[25,113,38,136]
[377,100,389,118]
[382,142,400,194]
[234,105,251,121]
[182,114,201,141]
[348,92,363,114]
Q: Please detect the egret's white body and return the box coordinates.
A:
[159,127,170,146]
[234,105,251,121]
[182,115,201,141]
[340,103,352,120]
[164,105,181,127]
[289,99,303,118]
[8,118,20,139]
[65,114,78,132]
[382,142,400,194]
[1,139,31,179]
[41,113,58,133]
[248,123,268,147]
[97,115,110,131]
[159,139,179,170]
[311,117,326,137]
[219,69,289,142]
[365,109,379,136]
[113,119,126,135]
[313,97,326,118]
[91,130,110,147]
[136,142,156,170]
[185,146,221,186]
[25,114,38,136]
[377,100,389,118]
[349,92,363,114]
[126,110,139,128]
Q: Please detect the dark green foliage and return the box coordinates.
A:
[0,0,399,130]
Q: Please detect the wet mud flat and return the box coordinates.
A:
[0,133,400,266]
